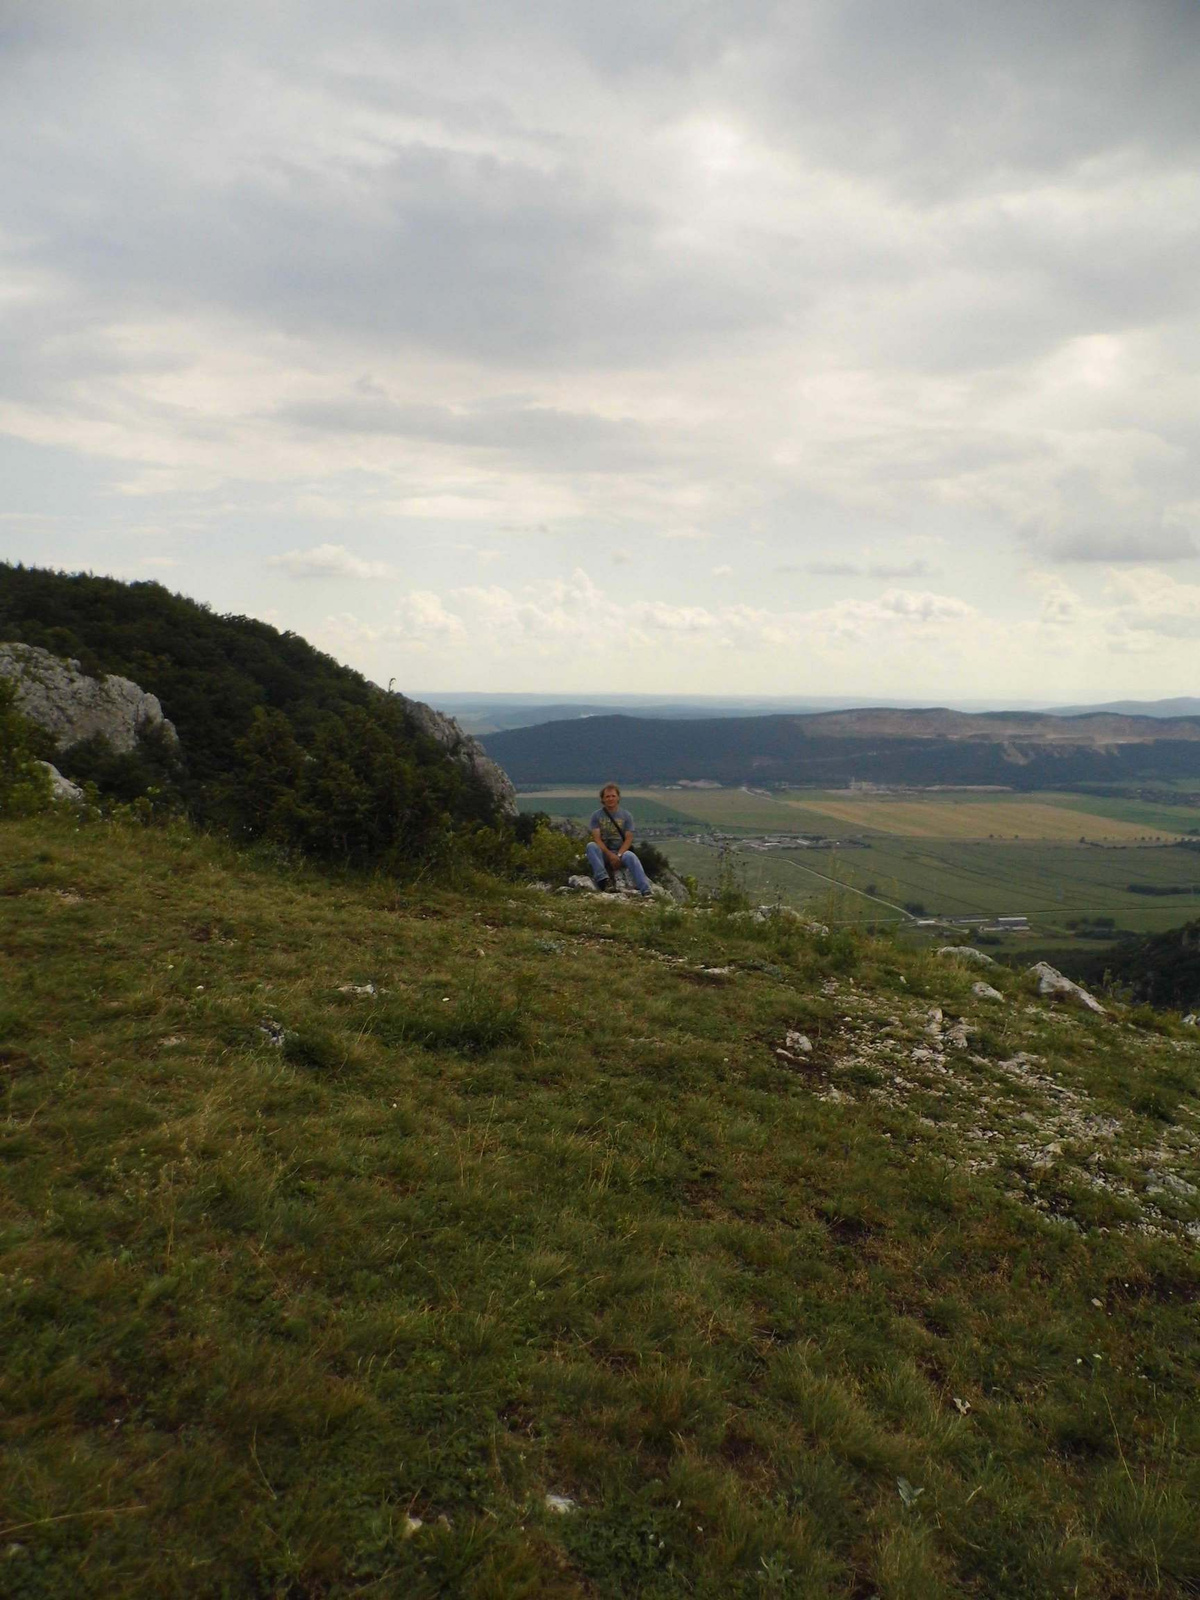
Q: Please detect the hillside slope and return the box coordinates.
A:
[2,812,1198,1598]
[0,563,513,862]
[484,708,1200,788]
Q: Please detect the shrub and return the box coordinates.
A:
[0,678,53,817]
[518,823,583,883]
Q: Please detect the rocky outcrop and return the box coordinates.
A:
[394,691,516,817]
[39,762,84,803]
[1029,962,1106,1015]
[0,643,178,755]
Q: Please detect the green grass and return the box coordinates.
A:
[2,812,1200,1597]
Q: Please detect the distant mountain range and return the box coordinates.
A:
[427,692,1200,736]
[1050,698,1200,718]
[483,706,1200,789]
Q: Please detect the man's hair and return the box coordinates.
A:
[599,782,621,799]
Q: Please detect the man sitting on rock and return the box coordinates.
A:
[588,783,652,897]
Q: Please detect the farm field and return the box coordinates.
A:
[522,785,1200,939]
[665,836,1200,933]
[519,785,1200,842]
[780,791,1187,842]
[1037,791,1200,834]
[518,786,862,834]
[515,790,699,825]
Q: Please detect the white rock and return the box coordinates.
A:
[784,1030,813,1054]
[0,642,177,754]
[1029,962,1106,1015]
[393,690,516,816]
[38,761,84,802]
[1182,1013,1198,1027]
[544,1493,577,1515]
[937,946,997,966]
[972,981,1004,1001]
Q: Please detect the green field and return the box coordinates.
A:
[667,836,1200,933]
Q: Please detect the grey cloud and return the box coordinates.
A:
[280,395,659,471]
[1047,526,1198,564]
[781,559,936,578]
[2,0,1199,609]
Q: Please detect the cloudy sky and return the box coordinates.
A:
[3,0,1199,700]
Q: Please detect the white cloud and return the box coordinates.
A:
[269,543,394,579]
[1105,568,1200,640]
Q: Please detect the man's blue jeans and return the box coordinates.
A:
[587,842,652,895]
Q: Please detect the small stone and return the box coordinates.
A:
[937,946,997,966]
[784,1031,813,1054]
[544,1493,577,1515]
[402,1515,423,1538]
[972,981,1004,1001]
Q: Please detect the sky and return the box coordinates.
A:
[2,0,1200,702]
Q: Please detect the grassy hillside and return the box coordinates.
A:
[2,811,1199,1598]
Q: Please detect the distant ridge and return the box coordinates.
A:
[1051,697,1200,718]
[483,706,1200,788]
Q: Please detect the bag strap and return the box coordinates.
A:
[598,806,628,844]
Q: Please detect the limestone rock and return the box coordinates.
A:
[393,691,516,817]
[1029,962,1106,1015]
[655,867,691,904]
[972,980,1004,1002]
[39,762,84,803]
[0,643,178,755]
[937,946,997,966]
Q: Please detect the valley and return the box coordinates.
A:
[519,786,1200,945]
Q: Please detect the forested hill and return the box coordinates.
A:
[483,708,1200,789]
[0,563,507,862]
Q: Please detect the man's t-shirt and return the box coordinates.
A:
[590,806,634,850]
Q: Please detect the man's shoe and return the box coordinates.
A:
[594,878,613,892]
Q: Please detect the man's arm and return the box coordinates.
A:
[591,825,621,864]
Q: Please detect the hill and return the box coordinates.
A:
[0,563,513,864]
[1053,698,1200,719]
[3,808,1199,1598]
[484,707,1200,789]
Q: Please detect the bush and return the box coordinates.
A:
[635,839,673,880]
[0,678,53,817]
[518,823,583,882]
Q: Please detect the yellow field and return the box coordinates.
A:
[784,794,1181,842]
